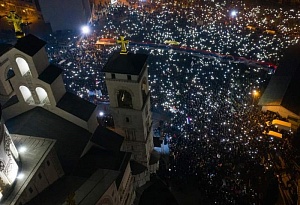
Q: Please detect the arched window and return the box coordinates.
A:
[141,78,148,102]
[4,68,14,93]
[6,68,15,80]
[19,85,33,103]
[16,57,30,76]
[117,90,133,108]
[36,87,49,104]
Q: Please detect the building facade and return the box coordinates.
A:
[0,120,19,202]
[0,34,99,133]
[103,45,159,188]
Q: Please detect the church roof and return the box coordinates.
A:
[0,43,12,56]
[258,76,291,106]
[90,125,124,152]
[259,44,300,115]
[2,95,19,109]
[56,92,96,121]
[74,146,131,188]
[73,169,120,205]
[130,160,147,175]
[26,169,120,205]
[103,52,148,75]
[5,107,92,174]
[14,34,46,56]
[38,64,62,84]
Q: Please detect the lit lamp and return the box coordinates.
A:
[81,25,90,35]
[252,90,259,104]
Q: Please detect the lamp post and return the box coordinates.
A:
[252,90,259,105]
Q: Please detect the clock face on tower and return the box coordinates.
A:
[117,90,133,108]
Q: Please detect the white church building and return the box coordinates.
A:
[0,34,159,204]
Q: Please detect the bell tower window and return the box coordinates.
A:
[19,85,34,104]
[117,90,133,108]
[36,87,50,104]
[16,57,30,76]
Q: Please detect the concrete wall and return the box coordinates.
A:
[49,75,66,104]
[32,48,50,75]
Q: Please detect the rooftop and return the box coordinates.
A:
[103,52,148,75]
[56,92,96,121]
[3,135,56,205]
[14,34,46,56]
[0,44,12,56]
[74,169,120,205]
[90,125,124,152]
[73,146,131,188]
[5,107,92,174]
[259,45,300,115]
[27,169,120,205]
[258,76,291,106]
[38,64,62,84]
[130,160,147,175]
[2,95,19,109]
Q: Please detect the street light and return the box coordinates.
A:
[252,90,259,104]
[81,25,90,35]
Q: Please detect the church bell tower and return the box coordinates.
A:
[103,36,154,168]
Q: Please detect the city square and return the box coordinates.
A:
[1,0,300,204]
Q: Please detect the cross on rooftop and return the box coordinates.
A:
[117,36,129,54]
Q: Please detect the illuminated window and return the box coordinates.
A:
[19,85,33,104]
[16,57,30,76]
[36,87,49,104]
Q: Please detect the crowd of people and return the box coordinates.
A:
[43,0,300,204]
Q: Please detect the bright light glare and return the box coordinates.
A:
[231,10,237,17]
[99,111,104,117]
[81,25,90,34]
[17,173,25,180]
[18,146,27,153]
